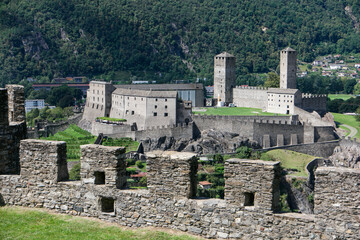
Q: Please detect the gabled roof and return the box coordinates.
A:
[113,88,177,98]
[267,88,300,94]
[282,47,296,52]
[215,52,235,58]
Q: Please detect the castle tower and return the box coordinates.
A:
[280,47,297,89]
[214,52,236,103]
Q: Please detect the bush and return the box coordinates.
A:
[235,146,252,159]
[136,160,144,169]
[139,176,147,187]
[126,158,136,166]
[69,163,81,180]
[126,167,137,175]
[279,193,291,212]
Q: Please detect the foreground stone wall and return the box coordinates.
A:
[315,167,360,239]
[0,139,359,239]
[0,87,27,174]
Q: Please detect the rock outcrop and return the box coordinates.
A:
[141,129,260,154]
[329,139,360,168]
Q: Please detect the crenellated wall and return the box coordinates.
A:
[0,140,359,239]
[232,87,268,109]
[301,93,327,114]
[0,87,27,175]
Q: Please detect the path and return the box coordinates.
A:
[341,124,358,138]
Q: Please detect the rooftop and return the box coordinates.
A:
[215,52,235,58]
[113,88,177,98]
[267,88,300,94]
[282,47,296,52]
[114,83,203,91]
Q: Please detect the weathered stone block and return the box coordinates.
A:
[146,150,197,199]
[224,159,281,211]
[80,144,126,189]
[20,139,68,183]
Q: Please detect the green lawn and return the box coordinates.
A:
[42,125,139,161]
[261,150,315,177]
[0,207,199,240]
[328,94,354,101]
[193,107,284,116]
[332,112,360,139]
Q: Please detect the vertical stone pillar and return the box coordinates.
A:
[0,88,8,126]
[315,167,360,239]
[80,144,126,189]
[290,134,298,145]
[146,151,198,199]
[263,135,271,148]
[277,134,284,147]
[224,159,281,211]
[5,85,25,122]
[20,139,69,183]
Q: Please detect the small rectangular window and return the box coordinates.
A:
[244,192,255,206]
[153,112,157,116]
[94,171,105,185]
[100,197,114,213]
[165,105,168,109]
[155,105,157,109]
[131,111,134,115]
[164,113,168,117]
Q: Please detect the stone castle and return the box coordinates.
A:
[215,48,327,115]
[80,48,334,151]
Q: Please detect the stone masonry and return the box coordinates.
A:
[147,151,198,199]
[80,144,126,189]
[20,139,68,183]
[1,139,359,239]
[224,159,281,212]
[0,86,26,174]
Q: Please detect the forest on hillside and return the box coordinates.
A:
[2,0,360,86]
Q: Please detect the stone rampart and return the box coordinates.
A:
[301,93,327,113]
[232,87,268,109]
[91,121,194,141]
[1,139,359,239]
[6,85,25,122]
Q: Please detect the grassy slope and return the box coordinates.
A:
[261,150,315,177]
[193,107,284,116]
[0,207,199,240]
[43,125,139,161]
[328,94,354,101]
[332,113,360,139]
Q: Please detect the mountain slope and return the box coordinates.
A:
[1,0,360,85]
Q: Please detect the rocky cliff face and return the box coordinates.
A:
[141,129,260,154]
[329,140,360,168]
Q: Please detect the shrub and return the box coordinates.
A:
[69,163,81,180]
[139,176,147,187]
[235,146,252,159]
[279,193,291,212]
[136,160,144,169]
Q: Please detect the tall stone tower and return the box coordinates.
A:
[280,47,297,89]
[214,52,236,103]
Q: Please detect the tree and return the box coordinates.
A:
[264,72,279,88]
[344,79,357,94]
[353,82,360,95]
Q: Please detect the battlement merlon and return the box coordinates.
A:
[146,151,198,199]
[0,88,9,126]
[224,159,281,211]
[80,144,126,188]
[5,84,25,123]
[20,139,68,183]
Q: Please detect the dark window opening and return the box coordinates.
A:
[155,105,157,109]
[164,113,168,117]
[153,112,157,116]
[131,111,134,115]
[100,197,114,213]
[244,192,255,206]
[94,171,105,185]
